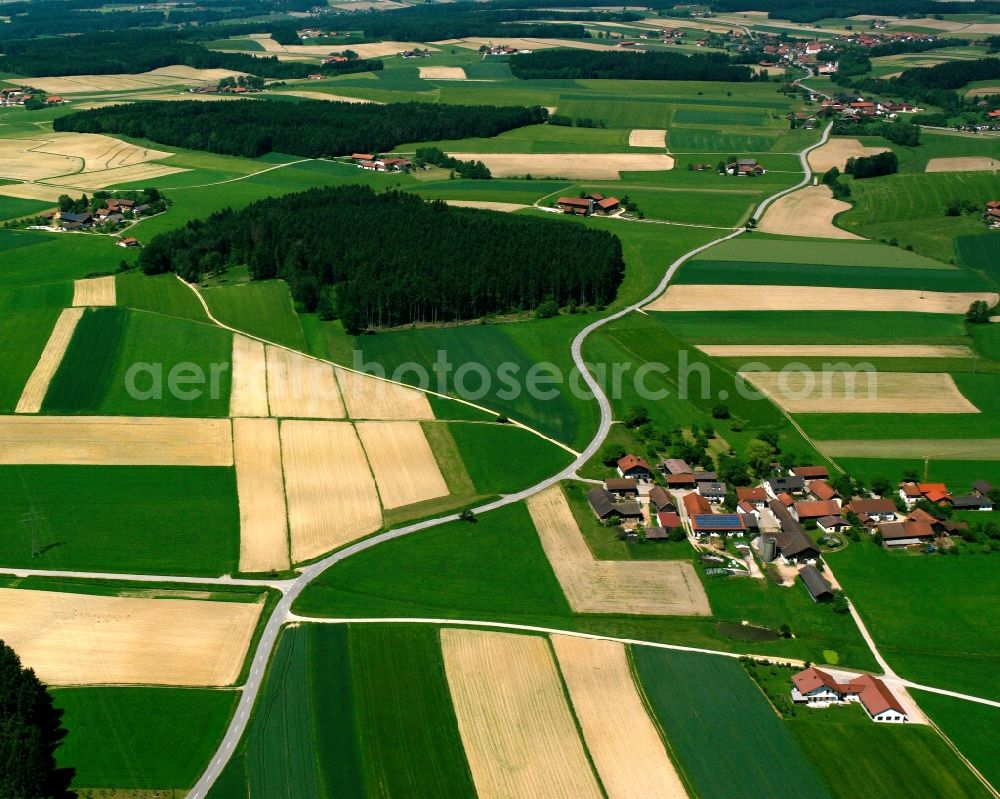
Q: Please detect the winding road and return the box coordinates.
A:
[185,122,835,797]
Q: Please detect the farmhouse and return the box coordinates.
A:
[765,476,806,499]
[898,481,922,508]
[736,486,768,509]
[791,667,909,723]
[667,473,696,489]
[951,494,993,511]
[792,465,829,481]
[726,158,765,176]
[648,485,676,513]
[557,196,593,216]
[765,500,820,563]
[817,515,850,534]
[798,564,834,602]
[656,511,683,531]
[972,479,994,497]
[604,477,638,498]
[847,497,897,524]
[808,480,839,502]
[879,518,935,548]
[616,454,652,481]
[697,481,727,504]
[587,487,642,521]
[682,491,711,518]
[793,499,842,522]
[116,237,141,249]
[355,156,412,172]
[585,194,621,215]
[691,513,745,537]
[659,458,692,475]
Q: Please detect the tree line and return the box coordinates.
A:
[414,147,492,179]
[55,99,546,159]
[0,28,380,78]
[509,50,758,82]
[342,2,640,42]
[845,150,899,179]
[0,641,73,799]
[138,185,625,333]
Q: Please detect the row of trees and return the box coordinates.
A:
[832,117,921,147]
[509,49,758,82]
[414,147,492,179]
[0,28,380,78]
[138,185,625,333]
[55,100,548,159]
[845,150,899,178]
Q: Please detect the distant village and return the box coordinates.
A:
[0,86,67,109]
[587,452,995,604]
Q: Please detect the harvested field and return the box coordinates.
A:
[335,367,433,420]
[272,90,377,103]
[0,587,262,686]
[72,276,116,307]
[229,334,269,417]
[45,162,189,189]
[234,418,290,573]
[265,345,345,419]
[628,129,666,148]
[448,152,675,179]
[0,182,68,202]
[258,37,436,58]
[0,139,78,181]
[645,285,998,314]
[0,133,174,184]
[18,66,237,95]
[696,344,974,358]
[817,438,1000,459]
[758,185,861,239]
[356,421,449,510]
[280,420,382,562]
[527,486,710,616]
[444,200,527,212]
[441,628,604,799]
[440,37,559,51]
[552,635,688,799]
[419,66,467,80]
[144,65,246,82]
[807,138,891,173]
[966,85,1000,97]
[0,416,234,466]
[16,308,85,414]
[925,157,1000,173]
[739,370,979,414]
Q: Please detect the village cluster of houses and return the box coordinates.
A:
[791,666,909,723]
[479,44,534,56]
[45,197,151,232]
[349,153,412,172]
[587,452,993,595]
[0,87,65,107]
[557,193,621,216]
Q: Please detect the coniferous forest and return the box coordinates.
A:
[138,186,625,333]
[509,50,757,82]
[55,100,549,158]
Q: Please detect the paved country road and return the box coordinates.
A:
[184,123,835,798]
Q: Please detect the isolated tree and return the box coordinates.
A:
[600,442,626,466]
[870,476,891,497]
[966,300,991,324]
[745,438,775,474]
[623,405,650,429]
[0,641,73,799]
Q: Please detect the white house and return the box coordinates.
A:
[791,667,909,723]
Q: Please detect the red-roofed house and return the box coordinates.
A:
[557,196,593,216]
[657,511,682,530]
[808,480,839,503]
[682,491,711,517]
[617,454,652,481]
[793,499,842,521]
[791,667,908,723]
[736,486,768,508]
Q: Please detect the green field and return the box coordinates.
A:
[43,307,126,413]
[632,647,832,799]
[0,302,67,412]
[828,543,1000,700]
[914,690,1000,792]
[0,465,240,575]
[54,687,237,791]
[705,237,956,267]
[837,457,999,489]
[209,623,473,799]
[117,271,209,321]
[0,194,54,221]
[201,279,307,350]
[659,310,971,345]
[448,422,573,494]
[744,660,993,799]
[675,260,984,290]
[955,230,1000,285]
[43,307,233,417]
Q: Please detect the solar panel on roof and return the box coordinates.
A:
[694,514,743,529]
